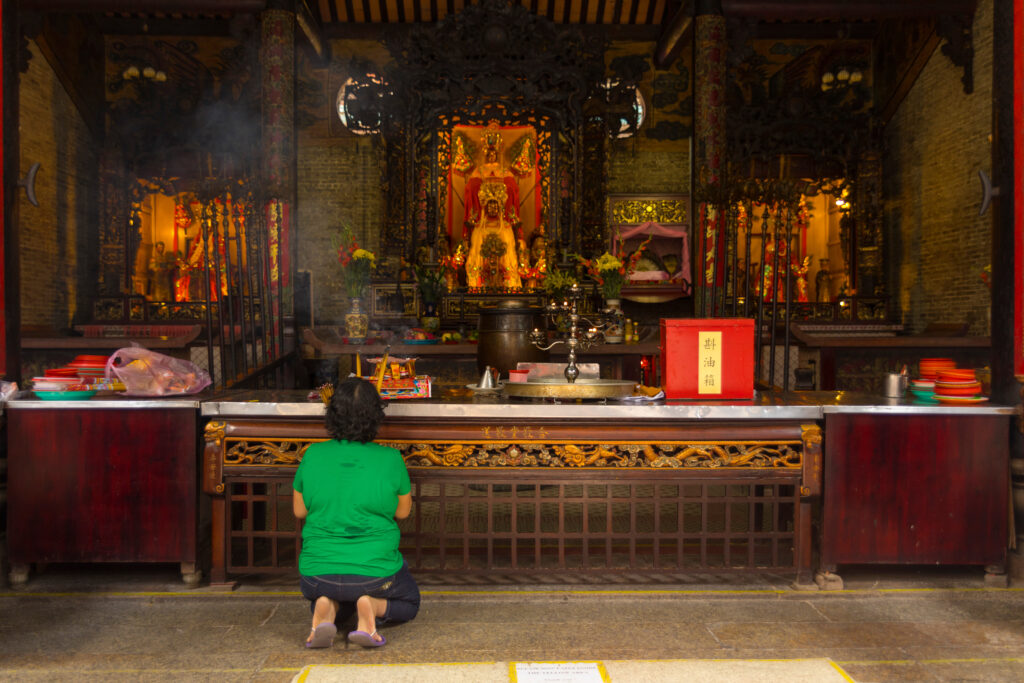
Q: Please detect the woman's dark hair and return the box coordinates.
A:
[325,377,386,443]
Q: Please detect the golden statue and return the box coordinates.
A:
[464,179,522,289]
[462,123,525,289]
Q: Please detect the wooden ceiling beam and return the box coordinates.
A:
[296,0,327,59]
[741,21,877,40]
[720,0,975,21]
[654,0,691,68]
[19,0,268,11]
[93,16,235,34]
[877,29,941,123]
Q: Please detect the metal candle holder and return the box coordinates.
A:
[528,283,617,384]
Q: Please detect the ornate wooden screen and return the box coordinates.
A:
[377,0,606,263]
[203,416,821,584]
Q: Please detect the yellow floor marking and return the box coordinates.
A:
[296,658,855,683]
[837,657,1024,665]
[830,661,857,682]
[3,585,1024,600]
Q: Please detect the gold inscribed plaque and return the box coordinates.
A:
[698,330,722,394]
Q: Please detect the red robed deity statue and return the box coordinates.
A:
[448,121,539,289]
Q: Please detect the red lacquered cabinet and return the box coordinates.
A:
[822,413,1009,578]
[6,404,201,585]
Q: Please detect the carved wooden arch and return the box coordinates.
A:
[379,0,605,260]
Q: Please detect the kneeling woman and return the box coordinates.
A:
[293,377,420,648]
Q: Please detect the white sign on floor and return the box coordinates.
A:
[512,661,608,683]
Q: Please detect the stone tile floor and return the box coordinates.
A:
[0,563,1023,681]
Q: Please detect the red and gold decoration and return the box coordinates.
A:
[446,121,541,290]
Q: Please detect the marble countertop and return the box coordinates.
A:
[197,386,1014,420]
[7,386,1013,420]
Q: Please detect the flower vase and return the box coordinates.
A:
[603,298,624,344]
[420,301,440,335]
[345,297,369,344]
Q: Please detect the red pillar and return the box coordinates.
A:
[1013,0,1023,377]
[260,6,296,356]
[0,0,7,378]
[694,1,726,315]
[0,0,19,381]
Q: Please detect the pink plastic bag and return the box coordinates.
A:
[105,345,212,396]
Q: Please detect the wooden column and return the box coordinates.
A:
[260,4,296,357]
[694,0,726,315]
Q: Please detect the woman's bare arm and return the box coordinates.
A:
[293,489,308,519]
[395,492,413,520]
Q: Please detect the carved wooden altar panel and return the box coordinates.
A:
[202,416,820,583]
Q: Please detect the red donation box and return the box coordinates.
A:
[659,318,755,399]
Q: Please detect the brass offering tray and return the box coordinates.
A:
[501,378,636,400]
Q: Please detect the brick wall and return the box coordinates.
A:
[18,40,99,333]
[607,40,691,195]
[296,135,384,324]
[885,0,993,335]
[609,146,690,195]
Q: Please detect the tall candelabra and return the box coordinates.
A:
[528,283,616,383]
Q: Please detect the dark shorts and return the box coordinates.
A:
[299,562,420,625]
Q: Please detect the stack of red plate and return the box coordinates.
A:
[933,368,986,404]
[918,358,955,379]
[67,354,109,380]
[44,367,79,379]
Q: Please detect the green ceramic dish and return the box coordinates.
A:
[34,390,97,401]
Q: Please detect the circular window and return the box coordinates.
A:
[599,79,646,139]
[336,73,386,135]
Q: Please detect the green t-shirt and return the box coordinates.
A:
[293,439,411,577]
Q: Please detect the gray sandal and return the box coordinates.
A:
[305,622,337,648]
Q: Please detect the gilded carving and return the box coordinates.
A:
[483,424,549,440]
[213,436,802,470]
[611,199,688,226]
[393,440,801,469]
[407,443,473,467]
[800,423,823,496]
[801,424,822,446]
[224,438,315,465]
[205,420,226,446]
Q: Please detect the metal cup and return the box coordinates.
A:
[883,372,908,398]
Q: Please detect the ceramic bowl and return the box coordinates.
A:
[34,389,97,401]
